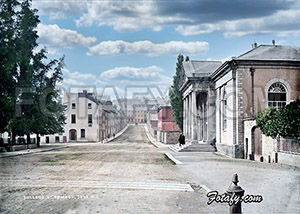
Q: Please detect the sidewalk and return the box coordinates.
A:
[172,151,300,214]
[101,124,130,144]
[143,126,300,213]
[0,144,70,158]
[144,124,168,148]
[0,125,130,158]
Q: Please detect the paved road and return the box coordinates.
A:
[0,125,218,213]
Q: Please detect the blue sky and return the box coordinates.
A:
[32,0,300,99]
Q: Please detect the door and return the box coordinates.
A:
[69,129,77,141]
[251,127,262,161]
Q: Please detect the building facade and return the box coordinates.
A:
[63,90,102,142]
[40,90,126,143]
[157,106,180,144]
[180,44,300,162]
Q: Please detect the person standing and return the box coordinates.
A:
[178,133,185,147]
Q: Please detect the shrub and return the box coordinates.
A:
[255,108,283,139]
[281,99,300,139]
[255,99,300,139]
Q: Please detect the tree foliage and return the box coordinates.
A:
[0,0,66,146]
[281,99,300,138]
[255,99,300,139]
[169,54,184,131]
[255,108,283,139]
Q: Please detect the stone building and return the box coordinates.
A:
[179,60,222,144]
[146,106,159,138]
[41,90,125,143]
[179,44,300,163]
[63,90,102,142]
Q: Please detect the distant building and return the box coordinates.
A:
[62,90,102,142]
[157,106,180,144]
[40,90,125,143]
[146,106,159,138]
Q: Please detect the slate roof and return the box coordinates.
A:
[78,91,99,104]
[235,45,300,61]
[182,60,222,77]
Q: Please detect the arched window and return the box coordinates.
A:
[268,82,287,108]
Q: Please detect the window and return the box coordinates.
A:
[88,114,92,124]
[81,129,85,138]
[88,103,92,109]
[71,114,76,124]
[268,82,287,108]
[72,103,76,109]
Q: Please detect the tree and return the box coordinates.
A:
[0,0,19,134]
[2,0,66,146]
[169,54,184,131]
[255,99,300,139]
[255,108,283,139]
[281,99,300,139]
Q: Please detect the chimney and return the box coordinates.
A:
[272,39,275,46]
[252,40,257,49]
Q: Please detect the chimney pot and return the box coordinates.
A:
[252,40,257,49]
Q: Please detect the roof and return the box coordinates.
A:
[182,60,222,77]
[235,45,300,61]
[103,104,116,113]
[78,90,99,104]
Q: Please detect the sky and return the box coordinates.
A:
[32,0,300,99]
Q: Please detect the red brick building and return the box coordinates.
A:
[157,106,180,144]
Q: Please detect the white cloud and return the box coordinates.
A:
[61,69,97,87]
[62,78,85,86]
[33,0,300,38]
[63,69,96,80]
[34,44,59,56]
[99,66,172,85]
[176,8,300,38]
[88,40,209,56]
[75,1,190,31]
[33,0,88,19]
[37,24,97,48]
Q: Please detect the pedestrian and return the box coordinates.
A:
[178,133,185,147]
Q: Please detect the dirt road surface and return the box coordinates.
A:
[0,125,217,213]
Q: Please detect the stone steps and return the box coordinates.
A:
[168,144,189,152]
[169,143,216,153]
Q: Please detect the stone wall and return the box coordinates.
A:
[158,131,181,144]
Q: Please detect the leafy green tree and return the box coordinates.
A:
[13,0,40,144]
[255,99,300,139]
[281,99,300,139]
[2,0,66,146]
[169,54,184,131]
[0,0,19,135]
[255,108,283,139]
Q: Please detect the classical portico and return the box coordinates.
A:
[180,60,222,144]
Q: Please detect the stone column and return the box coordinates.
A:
[188,94,191,140]
[183,97,186,135]
[189,93,192,140]
[192,90,197,142]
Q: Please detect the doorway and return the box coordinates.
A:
[251,126,262,161]
[69,129,77,141]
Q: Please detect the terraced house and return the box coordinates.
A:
[179,43,300,166]
[41,90,125,143]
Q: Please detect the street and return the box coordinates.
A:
[0,125,214,213]
[1,125,299,213]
